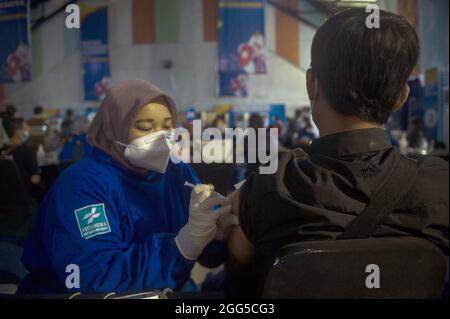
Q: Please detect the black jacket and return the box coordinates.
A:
[238,129,448,288]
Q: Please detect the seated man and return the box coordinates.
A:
[227,8,449,297]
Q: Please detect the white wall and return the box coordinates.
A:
[4,0,310,118]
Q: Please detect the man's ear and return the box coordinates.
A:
[393,83,410,112]
[306,69,315,101]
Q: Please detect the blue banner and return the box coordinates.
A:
[218,0,266,97]
[218,71,249,97]
[0,0,31,83]
[81,4,111,101]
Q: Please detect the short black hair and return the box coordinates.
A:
[34,105,43,115]
[311,8,420,124]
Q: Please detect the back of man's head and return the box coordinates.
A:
[311,8,419,125]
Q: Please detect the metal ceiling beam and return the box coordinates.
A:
[31,0,79,31]
[309,0,379,12]
[267,0,320,29]
[31,0,50,10]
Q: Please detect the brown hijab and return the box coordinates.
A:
[87,80,177,171]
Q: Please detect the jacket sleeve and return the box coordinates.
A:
[44,173,195,294]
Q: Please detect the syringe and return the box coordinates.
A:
[184,181,197,188]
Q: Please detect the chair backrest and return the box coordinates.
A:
[0,158,31,209]
[262,237,446,299]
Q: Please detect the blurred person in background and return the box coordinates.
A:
[27,105,49,151]
[0,114,9,146]
[294,116,318,151]
[64,108,75,122]
[212,114,227,134]
[1,104,19,135]
[244,113,266,177]
[293,109,306,131]
[407,116,428,149]
[283,109,318,150]
[42,123,65,154]
[58,118,93,163]
[282,116,296,149]
[1,118,43,199]
[282,109,305,149]
[271,115,286,142]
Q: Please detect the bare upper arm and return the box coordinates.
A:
[227,187,255,266]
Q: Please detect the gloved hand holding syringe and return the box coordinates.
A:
[183,181,219,208]
[175,181,238,260]
[184,181,239,232]
[184,181,225,209]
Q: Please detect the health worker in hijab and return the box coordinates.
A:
[19,80,232,294]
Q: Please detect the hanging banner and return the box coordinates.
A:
[0,0,31,83]
[81,3,111,101]
[218,0,266,97]
[218,71,249,97]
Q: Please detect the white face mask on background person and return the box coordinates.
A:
[116,130,175,173]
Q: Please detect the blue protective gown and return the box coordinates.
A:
[19,147,226,294]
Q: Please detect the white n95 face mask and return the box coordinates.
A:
[116,130,175,173]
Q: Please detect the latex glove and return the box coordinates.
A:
[175,184,231,260]
[214,186,242,240]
